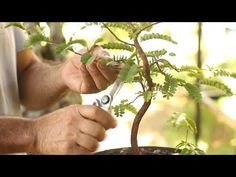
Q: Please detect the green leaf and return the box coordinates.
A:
[186,118,197,134]
[55,43,68,54]
[212,69,236,79]
[169,52,176,57]
[184,83,202,102]
[194,148,205,155]
[170,112,187,128]
[103,22,131,33]
[200,78,233,96]
[99,59,110,66]
[81,53,97,65]
[101,42,134,52]
[112,104,125,117]
[4,22,26,30]
[118,64,139,83]
[140,33,177,44]
[145,49,167,57]
[94,38,103,45]
[124,104,138,115]
[161,75,178,99]
[68,39,87,47]
[176,140,186,149]
[25,33,50,48]
[180,148,195,155]
[143,91,153,102]
[80,26,87,30]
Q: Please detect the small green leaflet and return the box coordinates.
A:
[169,52,176,57]
[170,112,197,134]
[81,53,97,65]
[112,99,138,117]
[94,38,103,45]
[4,22,26,30]
[184,83,202,103]
[118,63,139,82]
[55,39,88,55]
[25,33,50,48]
[143,91,153,102]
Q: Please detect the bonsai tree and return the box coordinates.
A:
[7,22,236,154]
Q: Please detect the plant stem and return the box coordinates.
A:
[195,22,202,145]
[134,38,154,89]
[131,101,151,154]
[185,129,189,144]
[136,22,160,36]
[102,22,135,46]
[130,37,154,154]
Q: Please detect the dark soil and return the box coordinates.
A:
[95,146,179,155]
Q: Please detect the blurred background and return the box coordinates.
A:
[22,22,236,154]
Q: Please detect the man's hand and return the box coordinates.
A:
[33,104,117,154]
[61,46,119,94]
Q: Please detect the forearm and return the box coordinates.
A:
[19,61,69,110]
[0,116,35,153]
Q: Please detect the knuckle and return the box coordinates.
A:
[90,105,101,115]
[62,141,73,153]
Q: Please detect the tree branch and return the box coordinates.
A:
[102,22,135,46]
[136,22,160,36]
[130,36,155,154]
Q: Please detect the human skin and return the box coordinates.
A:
[0,46,118,154]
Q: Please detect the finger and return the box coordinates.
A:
[92,46,109,57]
[76,131,99,152]
[96,61,118,83]
[86,63,110,90]
[72,145,91,155]
[79,64,97,93]
[78,118,106,141]
[78,105,117,130]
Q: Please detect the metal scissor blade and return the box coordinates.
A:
[109,79,124,99]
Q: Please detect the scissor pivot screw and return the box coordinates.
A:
[101,95,110,104]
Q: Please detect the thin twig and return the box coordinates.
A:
[102,22,135,46]
[136,22,160,36]
[153,57,166,75]
[127,94,143,105]
[158,59,180,72]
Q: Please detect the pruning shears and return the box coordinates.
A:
[93,79,124,112]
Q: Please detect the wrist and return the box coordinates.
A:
[24,119,38,153]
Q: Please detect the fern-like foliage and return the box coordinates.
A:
[118,63,139,83]
[103,22,131,33]
[112,99,137,117]
[170,112,197,134]
[145,49,167,58]
[101,42,134,52]
[184,83,202,102]
[112,55,128,62]
[4,22,26,30]
[55,38,88,54]
[176,140,205,155]
[161,75,178,99]
[25,33,50,48]
[140,33,178,44]
[212,69,236,78]
[200,78,233,96]
[143,91,153,102]
[179,65,201,72]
